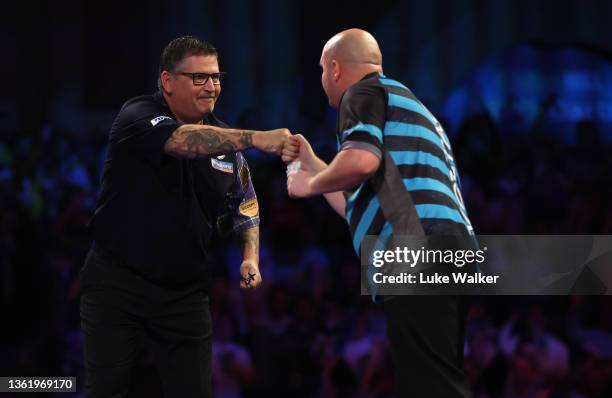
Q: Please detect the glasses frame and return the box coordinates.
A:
[174,71,225,86]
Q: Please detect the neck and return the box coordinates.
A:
[356,64,382,78]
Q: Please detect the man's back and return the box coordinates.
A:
[336,72,473,257]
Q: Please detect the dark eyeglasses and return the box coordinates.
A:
[174,71,225,85]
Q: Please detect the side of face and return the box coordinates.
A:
[160,54,221,123]
[320,52,341,108]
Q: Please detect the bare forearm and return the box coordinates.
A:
[323,192,346,219]
[240,226,259,264]
[312,158,347,217]
[165,125,290,159]
[310,164,370,195]
[310,150,379,195]
[311,171,359,195]
[304,156,348,212]
[238,226,262,288]
[306,155,328,173]
[292,144,345,217]
[165,124,254,159]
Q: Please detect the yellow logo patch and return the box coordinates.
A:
[239,198,259,217]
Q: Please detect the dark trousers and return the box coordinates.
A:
[383,295,472,398]
[80,246,212,398]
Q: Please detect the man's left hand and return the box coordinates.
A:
[287,170,315,198]
[239,261,262,289]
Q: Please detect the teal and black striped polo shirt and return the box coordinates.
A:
[337,72,474,257]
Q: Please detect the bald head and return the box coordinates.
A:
[319,29,383,108]
[322,28,382,67]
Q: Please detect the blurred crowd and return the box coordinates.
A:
[1,95,612,397]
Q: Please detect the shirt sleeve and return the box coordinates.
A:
[231,152,260,233]
[337,82,386,157]
[113,100,180,165]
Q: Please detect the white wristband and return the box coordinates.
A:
[286,161,301,175]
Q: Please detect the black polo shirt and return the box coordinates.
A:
[90,91,241,286]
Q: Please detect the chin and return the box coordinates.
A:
[197,105,214,115]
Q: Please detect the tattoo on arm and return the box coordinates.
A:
[240,226,259,259]
[239,131,254,147]
[165,126,256,159]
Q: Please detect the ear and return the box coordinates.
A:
[331,60,340,82]
[160,71,173,94]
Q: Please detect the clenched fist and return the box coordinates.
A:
[253,128,291,156]
[239,260,262,289]
[281,134,326,173]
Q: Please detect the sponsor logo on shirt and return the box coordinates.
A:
[211,158,234,173]
[150,115,171,126]
[239,198,259,217]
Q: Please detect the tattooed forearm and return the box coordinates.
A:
[183,130,237,153]
[240,226,259,261]
[239,131,255,147]
[164,125,255,159]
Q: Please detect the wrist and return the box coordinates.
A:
[302,155,327,173]
[312,156,327,173]
[242,258,259,267]
[251,132,263,150]
[306,175,319,197]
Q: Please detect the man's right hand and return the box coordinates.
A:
[253,128,291,155]
[281,134,326,173]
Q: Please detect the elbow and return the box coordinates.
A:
[340,206,347,220]
[339,149,380,184]
[163,138,178,155]
[164,128,197,159]
[355,157,380,179]
[164,139,194,159]
[340,156,380,191]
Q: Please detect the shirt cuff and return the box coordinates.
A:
[233,216,260,233]
[340,140,382,159]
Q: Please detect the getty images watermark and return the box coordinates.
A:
[370,245,499,285]
[361,235,612,295]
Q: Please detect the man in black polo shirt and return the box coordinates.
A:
[80,36,290,397]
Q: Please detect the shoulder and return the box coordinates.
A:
[342,73,386,105]
[112,93,176,130]
[108,93,178,144]
[121,93,160,112]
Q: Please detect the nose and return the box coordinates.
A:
[203,77,216,91]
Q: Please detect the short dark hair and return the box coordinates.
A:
[158,36,218,89]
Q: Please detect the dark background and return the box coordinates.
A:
[1,1,612,397]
